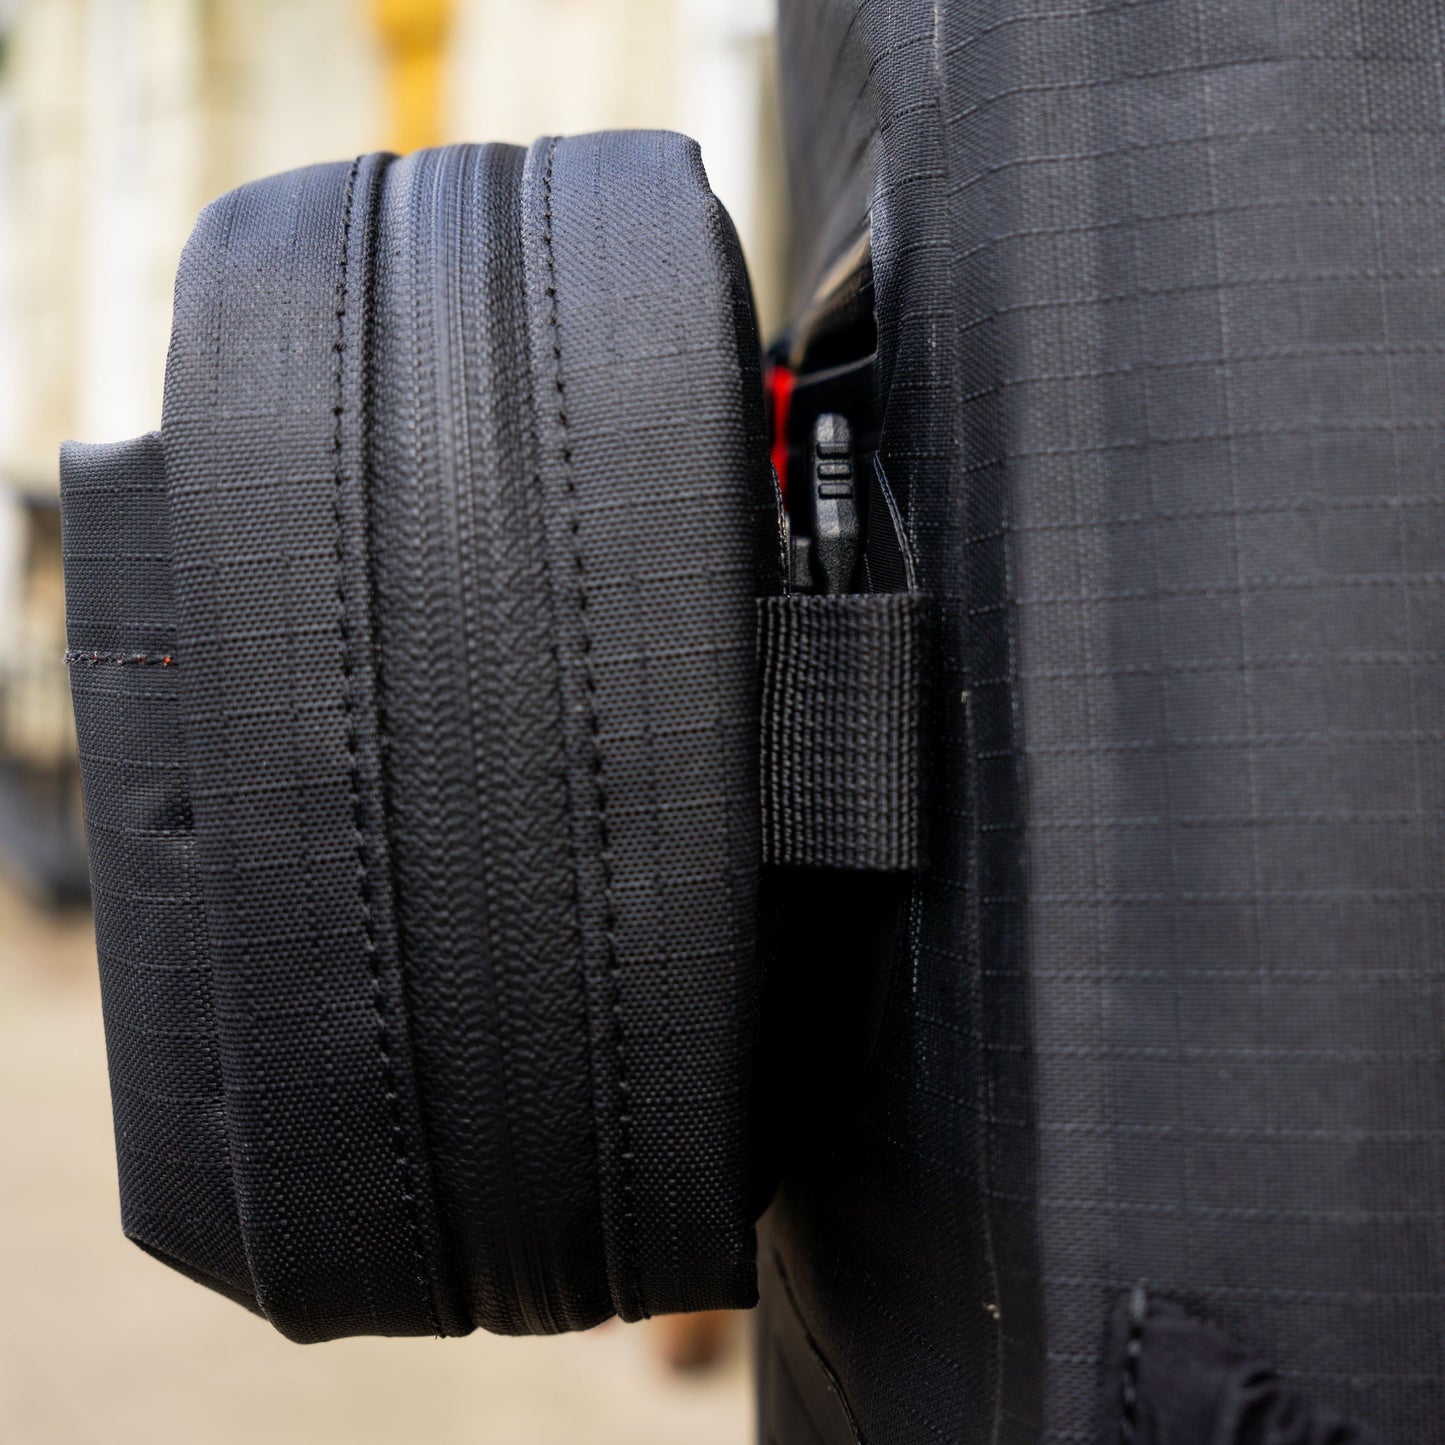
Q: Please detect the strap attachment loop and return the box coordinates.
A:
[758,591,925,871]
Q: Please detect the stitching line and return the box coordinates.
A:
[65,650,175,667]
[1117,1281,1149,1444]
[540,138,640,1313]
[331,155,441,1335]
[770,1247,865,1444]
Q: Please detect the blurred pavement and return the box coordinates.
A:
[0,886,751,1445]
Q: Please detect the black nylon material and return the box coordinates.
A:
[763,0,1445,1440]
[67,131,774,1340]
[518,131,775,1320]
[758,592,925,871]
[1098,1289,1382,1445]
[163,155,457,1341]
[61,435,256,1316]
[368,141,608,1337]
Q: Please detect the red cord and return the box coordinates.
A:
[767,362,795,504]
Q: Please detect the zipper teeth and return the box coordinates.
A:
[434,142,559,1335]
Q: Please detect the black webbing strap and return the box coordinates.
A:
[758,592,925,871]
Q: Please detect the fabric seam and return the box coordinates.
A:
[771,1247,866,1444]
[65,650,176,667]
[539,137,641,1316]
[1117,1282,1148,1444]
[331,154,442,1336]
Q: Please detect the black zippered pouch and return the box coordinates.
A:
[64,133,780,1341]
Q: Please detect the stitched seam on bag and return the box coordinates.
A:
[1117,1281,1149,1444]
[541,138,640,1313]
[770,1247,865,1444]
[65,650,176,666]
[332,155,441,1336]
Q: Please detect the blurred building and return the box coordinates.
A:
[0,0,782,901]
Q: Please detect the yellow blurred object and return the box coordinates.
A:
[371,0,454,154]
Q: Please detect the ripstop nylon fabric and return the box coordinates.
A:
[67,131,775,1340]
[163,153,457,1341]
[1098,1289,1381,1445]
[60,435,255,1315]
[517,131,778,1322]
[761,0,1445,1440]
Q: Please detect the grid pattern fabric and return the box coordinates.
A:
[65,133,775,1343]
[61,435,254,1313]
[766,2,1014,1442]
[764,1,1445,1441]
[161,156,457,1341]
[519,131,776,1322]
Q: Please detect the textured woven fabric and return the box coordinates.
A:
[61,435,255,1314]
[758,593,924,870]
[366,140,608,1337]
[764,0,1445,1440]
[162,154,456,1342]
[66,132,774,1340]
[517,131,778,1322]
[1099,1288,1381,1445]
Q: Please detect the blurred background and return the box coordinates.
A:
[0,1,784,1439]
